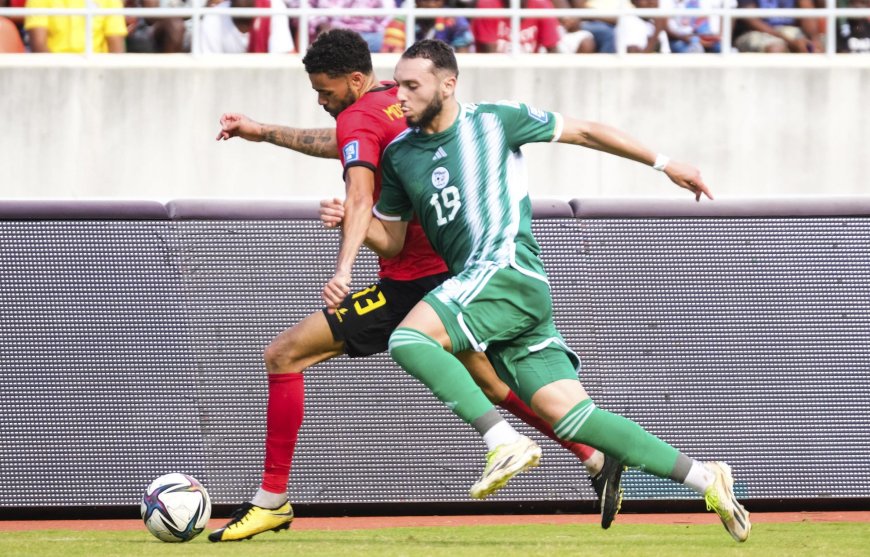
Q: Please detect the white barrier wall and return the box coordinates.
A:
[2,55,868,200]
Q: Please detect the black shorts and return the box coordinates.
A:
[323,272,451,358]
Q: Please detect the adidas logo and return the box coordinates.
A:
[432,146,447,161]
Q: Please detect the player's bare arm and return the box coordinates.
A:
[558,117,714,202]
[364,217,408,259]
[262,126,339,158]
[216,113,339,159]
[322,166,376,311]
[319,198,407,260]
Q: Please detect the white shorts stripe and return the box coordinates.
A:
[509,250,549,285]
[528,337,560,352]
[528,337,581,372]
[457,313,487,352]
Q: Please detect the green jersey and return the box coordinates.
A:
[375,101,562,276]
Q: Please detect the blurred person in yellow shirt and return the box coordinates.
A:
[25,0,127,52]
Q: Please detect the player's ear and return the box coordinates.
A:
[349,71,368,95]
[441,74,457,98]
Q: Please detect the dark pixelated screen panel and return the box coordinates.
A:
[571,218,870,499]
[0,221,206,505]
[1,217,868,506]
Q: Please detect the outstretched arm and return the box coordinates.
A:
[557,117,714,201]
[216,113,339,159]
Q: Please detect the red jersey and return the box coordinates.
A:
[472,0,561,53]
[335,83,448,281]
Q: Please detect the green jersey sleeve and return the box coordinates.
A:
[373,151,414,222]
[488,101,563,151]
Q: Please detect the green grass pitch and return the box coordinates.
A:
[1,522,868,557]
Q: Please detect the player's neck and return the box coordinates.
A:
[423,98,460,135]
[359,74,381,96]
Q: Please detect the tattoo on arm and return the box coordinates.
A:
[263,126,339,159]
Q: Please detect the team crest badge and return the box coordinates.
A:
[431,167,450,189]
[343,140,360,163]
[527,105,549,124]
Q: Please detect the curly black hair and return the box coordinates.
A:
[401,39,458,77]
[302,29,373,78]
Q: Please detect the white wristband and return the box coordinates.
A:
[653,154,670,172]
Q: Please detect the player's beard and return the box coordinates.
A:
[327,90,358,119]
[406,93,443,130]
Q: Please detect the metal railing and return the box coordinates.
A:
[2,2,869,56]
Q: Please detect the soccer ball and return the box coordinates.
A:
[141,473,211,542]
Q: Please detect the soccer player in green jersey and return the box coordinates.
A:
[322,39,751,543]
[213,30,622,539]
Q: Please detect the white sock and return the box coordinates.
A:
[683,461,715,495]
[482,420,521,451]
[583,450,605,476]
[251,487,287,509]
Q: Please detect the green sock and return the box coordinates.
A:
[554,399,681,479]
[389,327,494,424]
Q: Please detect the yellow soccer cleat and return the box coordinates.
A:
[703,462,751,542]
[470,435,542,499]
[208,501,294,542]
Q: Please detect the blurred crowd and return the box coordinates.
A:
[1,0,868,54]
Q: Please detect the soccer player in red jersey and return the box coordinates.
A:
[210,29,623,542]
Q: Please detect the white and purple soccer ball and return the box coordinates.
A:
[141,473,211,542]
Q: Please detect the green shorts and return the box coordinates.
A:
[423,253,581,403]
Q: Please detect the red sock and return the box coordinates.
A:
[261,373,305,494]
[499,390,597,462]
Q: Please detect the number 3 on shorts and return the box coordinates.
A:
[352,285,387,315]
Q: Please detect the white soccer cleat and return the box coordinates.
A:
[470,435,542,499]
[703,461,751,542]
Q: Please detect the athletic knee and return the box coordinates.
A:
[263,339,304,375]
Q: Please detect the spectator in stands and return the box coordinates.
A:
[577,0,619,53]
[1,0,26,43]
[195,0,295,54]
[306,0,395,52]
[733,0,823,52]
[1,0,26,27]
[661,0,731,52]
[837,0,870,53]
[380,0,474,52]
[812,0,829,44]
[618,0,669,52]
[0,15,25,52]
[553,0,596,53]
[472,0,562,53]
[125,0,187,53]
[24,0,128,52]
